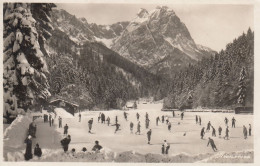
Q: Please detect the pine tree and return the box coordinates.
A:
[237,67,247,106]
[3,3,52,116]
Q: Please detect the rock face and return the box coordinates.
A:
[111,6,216,75]
[50,6,215,77]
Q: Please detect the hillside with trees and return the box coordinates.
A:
[163,29,254,109]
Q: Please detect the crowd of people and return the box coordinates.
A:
[23,109,252,161]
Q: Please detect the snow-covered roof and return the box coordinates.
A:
[49,99,79,107]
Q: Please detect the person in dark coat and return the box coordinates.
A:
[165,116,169,124]
[106,116,110,126]
[136,113,140,121]
[64,124,68,136]
[34,143,42,157]
[114,123,121,134]
[49,114,52,127]
[199,116,202,125]
[206,121,211,132]
[101,113,105,123]
[168,123,172,132]
[195,115,198,124]
[207,137,218,152]
[161,145,165,154]
[79,113,81,122]
[181,112,184,120]
[24,135,33,160]
[61,135,71,152]
[172,110,175,117]
[243,125,248,139]
[130,122,134,133]
[88,118,93,133]
[124,112,128,121]
[135,121,141,135]
[162,115,165,123]
[218,126,222,138]
[156,116,160,126]
[92,140,103,153]
[115,116,118,125]
[147,129,152,144]
[145,112,149,120]
[232,117,236,128]
[249,124,252,136]
[29,122,37,138]
[224,126,229,140]
[201,127,205,139]
[58,116,62,128]
[51,118,54,126]
[145,118,150,129]
[224,117,229,126]
[212,126,216,137]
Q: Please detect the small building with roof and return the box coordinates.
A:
[49,99,79,116]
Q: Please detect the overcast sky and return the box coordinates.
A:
[56,3,254,51]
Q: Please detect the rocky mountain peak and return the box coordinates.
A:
[137,8,149,18]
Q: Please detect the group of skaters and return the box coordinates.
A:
[199,116,252,152]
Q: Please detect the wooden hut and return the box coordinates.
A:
[49,99,79,116]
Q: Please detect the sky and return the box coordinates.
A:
[56,3,254,51]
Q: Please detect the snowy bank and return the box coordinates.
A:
[4,149,253,163]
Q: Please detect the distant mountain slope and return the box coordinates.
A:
[111,6,216,76]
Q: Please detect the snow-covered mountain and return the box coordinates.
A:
[111,6,216,74]
[50,6,215,77]
[50,9,129,47]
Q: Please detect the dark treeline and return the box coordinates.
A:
[164,28,254,109]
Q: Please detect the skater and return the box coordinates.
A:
[34,143,42,157]
[162,115,165,123]
[232,117,236,128]
[181,112,184,120]
[114,123,120,134]
[145,112,149,120]
[163,140,170,154]
[51,118,54,126]
[124,112,128,121]
[243,125,248,139]
[165,116,169,124]
[224,126,229,140]
[88,118,93,133]
[64,124,68,136]
[212,126,216,137]
[136,113,140,121]
[201,127,205,139]
[135,121,141,135]
[24,135,33,160]
[196,115,198,124]
[92,140,103,153]
[58,116,62,128]
[115,115,118,125]
[207,137,218,152]
[156,116,160,126]
[61,135,71,152]
[101,113,105,124]
[79,113,81,122]
[130,122,134,133]
[224,117,229,126]
[206,121,211,132]
[249,124,252,136]
[147,129,152,144]
[161,145,165,154]
[199,116,202,125]
[49,114,52,127]
[218,126,222,138]
[168,122,172,131]
[98,112,101,123]
[106,116,110,126]
[172,110,175,117]
[145,118,150,129]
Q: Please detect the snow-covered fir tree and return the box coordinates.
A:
[3,3,52,119]
[237,67,247,106]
